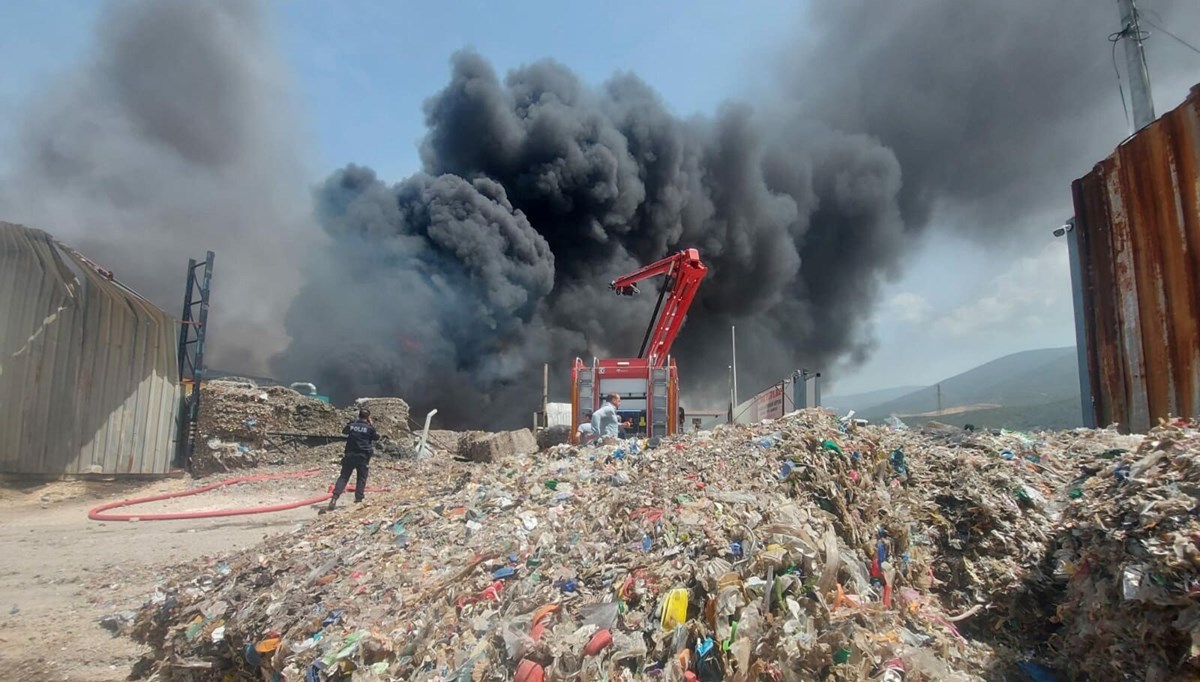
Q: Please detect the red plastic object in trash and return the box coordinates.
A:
[583,629,613,656]
[516,659,545,682]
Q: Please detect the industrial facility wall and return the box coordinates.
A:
[0,223,180,475]
[1071,84,1200,432]
[734,378,794,425]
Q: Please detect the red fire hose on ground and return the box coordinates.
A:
[87,468,387,522]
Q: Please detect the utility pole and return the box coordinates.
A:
[731,326,739,407]
[728,365,734,424]
[1117,0,1156,129]
[936,383,943,415]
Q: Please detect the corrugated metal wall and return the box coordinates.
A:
[1072,84,1200,432]
[0,222,180,475]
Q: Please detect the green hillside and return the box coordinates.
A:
[860,347,1083,431]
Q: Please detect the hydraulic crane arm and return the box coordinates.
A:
[609,248,708,367]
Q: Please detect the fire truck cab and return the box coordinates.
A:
[571,248,707,442]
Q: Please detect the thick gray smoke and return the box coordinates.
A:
[275,52,909,425]
[277,0,1200,428]
[0,0,315,372]
[788,0,1200,236]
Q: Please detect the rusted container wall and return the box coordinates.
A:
[0,222,180,475]
[1072,84,1200,432]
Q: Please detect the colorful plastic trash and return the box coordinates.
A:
[661,587,688,629]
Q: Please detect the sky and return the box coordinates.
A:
[0,0,1196,400]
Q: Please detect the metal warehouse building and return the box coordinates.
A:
[0,222,180,475]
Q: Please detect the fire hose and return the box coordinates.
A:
[87,468,387,522]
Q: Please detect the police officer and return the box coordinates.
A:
[327,407,380,510]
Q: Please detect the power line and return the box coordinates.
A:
[1141,15,1200,56]
[1108,30,1132,130]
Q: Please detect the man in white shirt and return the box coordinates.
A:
[591,393,630,442]
[577,411,596,444]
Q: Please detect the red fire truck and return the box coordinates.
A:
[571,248,708,442]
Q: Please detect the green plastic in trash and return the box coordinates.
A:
[722,620,739,652]
[544,479,558,491]
[371,661,389,674]
[185,617,207,642]
[321,630,369,666]
[1014,487,1031,502]
[821,439,843,455]
[364,522,381,536]
[834,648,852,664]
[1069,487,1083,499]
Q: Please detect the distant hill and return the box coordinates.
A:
[823,385,925,414]
[861,347,1083,431]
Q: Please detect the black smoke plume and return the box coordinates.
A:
[278,0,1200,428]
[275,52,909,426]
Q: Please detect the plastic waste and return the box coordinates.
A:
[821,439,843,455]
[581,602,620,630]
[661,588,688,629]
[1016,661,1061,682]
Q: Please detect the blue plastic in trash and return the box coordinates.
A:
[322,609,344,627]
[779,461,795,480]
[1001,450,1015,460]
[244,644,261,666]
[612,449,626,460]
[876,540,888,564]
[1114,463,1131,482]
[730,542,743,559]
[1016,661,1061,682]
[558,579,578,593]
[642,534,653,551]
[889,448,908,475]
[492,566,516,580]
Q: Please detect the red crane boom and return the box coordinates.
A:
[609,248,708,367]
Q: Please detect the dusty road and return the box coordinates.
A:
[0,471,333,681]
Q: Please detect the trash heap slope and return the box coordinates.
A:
[193,382,415,474]
[1048,420,1200,680]
[128,411,1171,681]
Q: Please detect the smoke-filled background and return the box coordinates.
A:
[0,0,316,371]
[2,0,1198,428]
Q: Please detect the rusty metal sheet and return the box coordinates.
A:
[1072,84,1200,432]
[0,222,180,476]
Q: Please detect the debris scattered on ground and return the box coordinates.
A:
[128,410,1198,681]
[1045,420,1200,680]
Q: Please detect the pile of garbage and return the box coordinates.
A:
[193,382,413,474]
[1048,420,1200,680]
[131,410,1099,682]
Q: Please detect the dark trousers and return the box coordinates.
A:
[332,454,369,501]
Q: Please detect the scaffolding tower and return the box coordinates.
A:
[176,251,214,469]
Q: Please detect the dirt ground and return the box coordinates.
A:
[0,468,339,681]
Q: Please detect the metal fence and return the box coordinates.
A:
[1070,84,1200,432]
[732,370,821,425]
[0,223,180,475]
